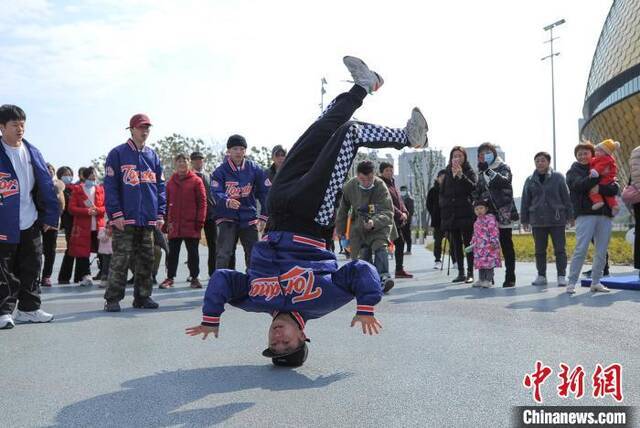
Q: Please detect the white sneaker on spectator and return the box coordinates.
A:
[0,314,15,329]
[14,309,54,324]
[557,276,568,287]
[590,283,611,293]
[566,283,576,294]
[481,281,493,288]
[80,275,93,287]
[531,275,547,286]
[433,261,442,270]
[472,280,483,287]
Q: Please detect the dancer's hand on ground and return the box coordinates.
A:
[228,199,241,210]
[351,315,382,335]
[185,325,219,339]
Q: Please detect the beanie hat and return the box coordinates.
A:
[227,134,247,149]
[597,139,620,155]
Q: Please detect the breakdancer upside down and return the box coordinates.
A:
[186,56,428,367]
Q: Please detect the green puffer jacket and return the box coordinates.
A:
[336,176,397,256]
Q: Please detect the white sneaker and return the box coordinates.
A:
[0,314,15,329]
[433,261,442,270]
[343,56,384,94]
[566,283,576,294]
[481,281,493,288]
[472,280,483,288]
[14,309,54,324]
[531,275,547,286]
[590,283,611,293]
[80,275,93,287]
[557,276,568,287]
[405,107,429,149]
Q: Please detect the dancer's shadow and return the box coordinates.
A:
[52,300,203,324]
[49,365,352,427]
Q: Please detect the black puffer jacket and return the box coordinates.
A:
[439,164,477,231]
[426,183,441,228]
[472,157,519,226]
[566,161,619,218]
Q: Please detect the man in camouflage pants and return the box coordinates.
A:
[103,114,166,312]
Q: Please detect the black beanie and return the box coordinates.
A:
[227,134,247,149]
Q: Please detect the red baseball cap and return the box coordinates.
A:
[127,113,152,129]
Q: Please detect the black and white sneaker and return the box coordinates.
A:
[406,107,428,148]
[343,56,384,94]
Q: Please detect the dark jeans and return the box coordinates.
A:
[215,222,258,270]
[433,227,444,262]
[393,228,405,273]
[41,228,58,279]
[58,228,81,282]
[359,245,390,279]
[532,226,567,277]
[203,219,217,276]
[75,231,99,278]
[401,222,412,253]
[167,237,200,279]
[499,227,516,282]
[0,224,42,315]
[449,227,473,276]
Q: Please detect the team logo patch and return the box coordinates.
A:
[226,181,253,198]
[265,178,272,186]
[248,266,322,304]
[106,166,115,177]
[0,172,19,199]
[212,180,219,188]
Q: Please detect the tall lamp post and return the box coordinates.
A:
[542,18,565,171]
[319,77,327,114]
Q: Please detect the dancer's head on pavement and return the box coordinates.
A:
[0,104,27,146]
[262,313,309,367]
[227,134,247,166]
[127,113,152,148]
[272,145,287,170]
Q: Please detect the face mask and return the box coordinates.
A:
[400,191,407,196]
[61,176,73,185]
[358,183,374,191]
[483,152,495,165]
[84,180,96,188]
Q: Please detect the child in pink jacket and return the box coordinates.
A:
[470,200,501,288]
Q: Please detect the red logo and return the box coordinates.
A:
[248,266,323,304]
[0,172,19,199]
[121,165,139,186]
[592,363,623,402]
[225,181,253,198]
[523,360,553,403]
[558,363,585,399]
[139,169,157,184]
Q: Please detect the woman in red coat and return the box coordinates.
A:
[160,154,207,289]
[68,167,105,286]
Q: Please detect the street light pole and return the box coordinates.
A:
[542,19,565,171]
[319,77,327,114]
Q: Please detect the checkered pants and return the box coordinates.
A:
[314,122,408,226]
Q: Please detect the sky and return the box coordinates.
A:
[1,0,614,195]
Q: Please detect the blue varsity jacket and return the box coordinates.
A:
[201,231,383,327]
[104,139,166,226]
[210,157,270,228]
[0,139,59,243]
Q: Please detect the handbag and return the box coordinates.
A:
[621,184,640,205]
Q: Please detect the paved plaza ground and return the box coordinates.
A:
[3,243,639,427]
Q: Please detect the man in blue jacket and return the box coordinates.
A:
[186,56,428,366]
[0,105,58,330]
[103,114,166,312]
[211,135,270,270]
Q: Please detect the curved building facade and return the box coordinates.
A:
[580,0,640,185]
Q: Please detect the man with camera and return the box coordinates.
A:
[336,161,396,293]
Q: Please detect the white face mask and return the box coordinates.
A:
[358,183,374,191]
